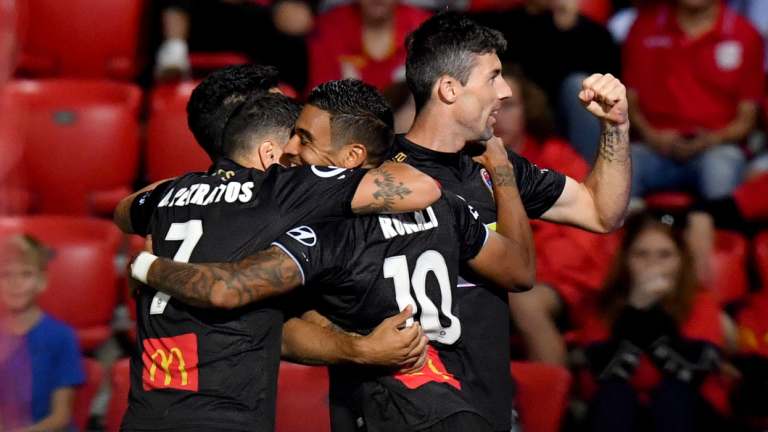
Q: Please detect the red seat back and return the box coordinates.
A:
[709,230,749,305]
[6,79,141,215]
[510,361,572,432]
[0,216,121,350]
[73,357,104,430]
[644,191,695,212]
[755,231,768,291]
[106,358,131,432]
[146,82,210,182]
[276,362,330,432]
[16,0,145,80]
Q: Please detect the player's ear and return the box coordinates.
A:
[341,143,367,169]
[437,75,458,104]
[258,140,280,169]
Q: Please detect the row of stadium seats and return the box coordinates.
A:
[10,0,613,82]
[88,360,572,432]
[1,79,208,216]
[1,215,766,354]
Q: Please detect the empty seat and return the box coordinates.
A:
[16,0,146,80]
[276,362,330,432]
[146,82,210,182]
[73,357,104,430]
[755,231,768,291]
[105,358,131,432]
[510,361,572,432]
[709,230,749,305]
[6,79,141,215]
[0,215,122,350]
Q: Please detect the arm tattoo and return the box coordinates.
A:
[355,167,412,214]
[598,125,630,163]
[491,165,517,188]
[147,246,303,309]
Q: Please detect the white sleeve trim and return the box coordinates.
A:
[271,242,306,285]
[481,224,490,249]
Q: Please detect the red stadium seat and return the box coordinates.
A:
[276,362,330,432]
[146,82,210,182]
[0,216,122,351]
[73,357,104,431]
[15,0,146,80]
[709,230,749,305]
[6,79,141,215]
[510,361,572,432]
[106,358,131,432]
[579,0,612,24]
[644,191,695,212]
[0,89,29,215]
[189,52,249,76]
[755,231,768,291]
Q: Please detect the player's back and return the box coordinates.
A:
[123,159,367,432]
[274,192,490,432]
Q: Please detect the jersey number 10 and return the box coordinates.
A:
[384,251,461,345]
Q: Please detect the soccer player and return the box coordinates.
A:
[114,86,440,431]
[375,12,630,431]
[131,115,535,432]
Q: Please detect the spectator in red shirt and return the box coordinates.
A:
[625,0,765,200]
[307,0,430,92]
[495,65,619,364]
[578,211,731,432]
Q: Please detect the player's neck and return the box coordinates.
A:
[2,306,43,335]
[232,154,265,172]
[406,108,467,154]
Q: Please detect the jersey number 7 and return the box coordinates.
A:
[150,220,203,315]
[384,250,461,345]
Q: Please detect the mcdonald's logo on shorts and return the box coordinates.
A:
[393,346,461,390]
[142,333,199,392]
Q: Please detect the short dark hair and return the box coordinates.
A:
[307,79,394,166]
[187,64,280,160]
[222,92,300,160]
[405,12,507,109]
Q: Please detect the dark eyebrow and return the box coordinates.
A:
[296,127,314,142]
[490,68,501,79]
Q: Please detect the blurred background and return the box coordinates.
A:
[0,0,767,431]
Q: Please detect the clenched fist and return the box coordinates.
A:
[578,73,629,127]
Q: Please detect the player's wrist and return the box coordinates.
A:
[132,251,159,284]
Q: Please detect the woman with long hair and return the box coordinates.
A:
[578,211,729,432]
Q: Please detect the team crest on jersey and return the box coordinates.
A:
[480,168,493,195]
[286,226,317,247]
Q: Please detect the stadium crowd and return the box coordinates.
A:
[1,0,768,431]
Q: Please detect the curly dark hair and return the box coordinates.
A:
[187,64,280,161]
[221,92,300,160]
[405,12,507,109]
[307,79,394,166]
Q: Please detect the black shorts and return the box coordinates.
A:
[417,412,493,432]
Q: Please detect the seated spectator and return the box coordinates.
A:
[154,0,313,90]
[626,0,765,201]
[578,211,730,432]
[307,0,430,92]
[472,0,620,162]
[495,65,619,364]
[0,235,84,432]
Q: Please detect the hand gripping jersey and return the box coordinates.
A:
[274,192,490,432]
[387,136,566,430]
[123,159,366,432]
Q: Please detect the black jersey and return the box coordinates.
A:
[122,159,366,432]
[274,192,489,432]
[389,135,567,430]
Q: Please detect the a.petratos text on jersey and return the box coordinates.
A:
[157,181,255,208]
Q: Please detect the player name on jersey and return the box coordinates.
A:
[157,181,256,208]
[378,207,438,240]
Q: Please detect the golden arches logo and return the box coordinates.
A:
[149,347,189,387]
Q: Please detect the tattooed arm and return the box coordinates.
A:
[541,73,631,233]
[351,162,441,214]
[134,246,303,309]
